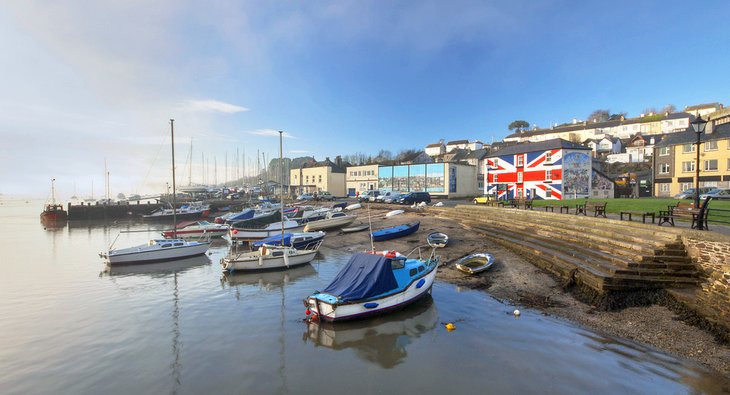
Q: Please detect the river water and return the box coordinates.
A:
[1,200,728,394]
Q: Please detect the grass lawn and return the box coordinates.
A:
[531,198,730,223]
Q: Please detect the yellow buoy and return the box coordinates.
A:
[445,323,456,331]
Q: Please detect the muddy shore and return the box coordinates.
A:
[321,205,730,376]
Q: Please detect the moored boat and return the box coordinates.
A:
[303,212,356,232]
[304,248,439,322]
[454,253,494,274]
[372,221,420,242]
[340,224,370,234]
[426,232,449,248]
[229,220,304,241]
[40,178,68,223]
[161,220,229,239]
[220,244,320,272]
[250,231,326,251]
[101,238,210,265]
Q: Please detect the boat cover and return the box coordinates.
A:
[252,233,292,247]
[322,253,398,302]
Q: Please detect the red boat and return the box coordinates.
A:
[40,179,68,223]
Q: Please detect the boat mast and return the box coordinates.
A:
[279,130,287,245]
[171,119,177,238]
[51,178,56,205]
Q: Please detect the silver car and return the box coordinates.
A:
[699,188,730,200]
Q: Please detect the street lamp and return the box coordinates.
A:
[690,114,708,210]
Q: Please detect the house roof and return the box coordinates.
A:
[426,143,444,148]
[654,123,730,147]
[464,148,489,160]
[304,158,348,173]
[503,112,695,140]
[446,139,469,145]
[684,102,721,111]
[488,138,591,157]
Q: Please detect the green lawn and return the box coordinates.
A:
[531,198,730,223]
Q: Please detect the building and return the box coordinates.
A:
[425,141,445,157]
[653,123,730,197]
[684,102,723,118]
[485,139,593,200]
[377,162,477,198]
[345,164,379,196]
[290,156,348,197]
[445,140,470,152]
[591,168,616,199]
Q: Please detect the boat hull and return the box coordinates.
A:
[162,228,228,238]
[307,262,437,322]
[455,253,494,274]
[221,249,318,272]
[229,221,305,241]
[372,222,420,242]
[105,242,210,265]
[303,216,356,232]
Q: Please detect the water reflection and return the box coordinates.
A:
[303,295,438,368]
[220,264,316,289]
[101,255,212,277]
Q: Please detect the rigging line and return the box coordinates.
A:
[137,132,169,193]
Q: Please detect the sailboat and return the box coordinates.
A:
[100,119,210,265]
[220,130,322,272]
[40,178,68,223]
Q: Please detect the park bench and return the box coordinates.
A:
[619,211,656,224]
[658,202,707,229]
[575,201,607,217]
[507,198,533,210]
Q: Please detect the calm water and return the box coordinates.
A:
[1,200,729,395]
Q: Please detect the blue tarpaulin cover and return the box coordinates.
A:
[322,253,398,302]
[252,233,292,248]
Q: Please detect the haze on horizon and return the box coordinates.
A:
[1,1,728,199]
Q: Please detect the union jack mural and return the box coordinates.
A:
[484,144,592,200]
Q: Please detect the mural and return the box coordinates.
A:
[449,166,457,193]
[562,151,591,197]
[377,164,445,193]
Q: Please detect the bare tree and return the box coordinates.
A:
[661,104,676,114]
[587,109,610,122]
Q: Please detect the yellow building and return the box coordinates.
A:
[653,123,730,197]
[290,157,347,198]
[345,164,379,197]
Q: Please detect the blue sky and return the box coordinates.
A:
[1,1,728,197]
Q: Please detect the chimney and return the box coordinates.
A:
[572,118,577,124]
[335,155,342,167]
[620,115,625,121]
[640,113,644,118]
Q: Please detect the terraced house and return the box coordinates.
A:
[653,123,730,197]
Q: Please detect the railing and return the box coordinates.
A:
[704,197,730,228]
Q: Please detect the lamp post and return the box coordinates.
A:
[690,114,708,210]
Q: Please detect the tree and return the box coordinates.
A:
[508,120,530,132]
[661,104,676,114]
[374,149,393,162]
[642,107,658,115]
[587,109,610,123]
[609,112,627,121]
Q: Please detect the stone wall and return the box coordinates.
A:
[682,231,730,330]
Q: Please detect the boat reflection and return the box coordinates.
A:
[220,264,316,290]
[101,254,212,277]
[303,295,438,368]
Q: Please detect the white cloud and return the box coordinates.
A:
[246,129,297,139]
[182,99,249,114]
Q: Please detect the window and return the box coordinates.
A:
[517,155,524,167]
[682,144,695,153]
[545,186,552,198]
[681,182,693,191]
[704,159,718,171]
[493,158,499,167]
[517,188,523,198]
[705,141,718,151]
[681,161,695,172]
[545,170,552,180]
[517,172,523,182]
[545,152,552,163]
[660,183,670,193]
[305,175,309,183]
[659,163,670,174]
[659,147,669,156]
[318,175,322,183]
[493,174,498,183]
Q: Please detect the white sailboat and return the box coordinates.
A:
[101,119,210,265]
[221,130,321,272]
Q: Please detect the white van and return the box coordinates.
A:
[376,191,402,203]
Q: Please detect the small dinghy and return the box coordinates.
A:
[385,209,404,218]
[345,203,361,211]
[455,253,494,275]
[372,222,420,242]
[426,232,449,248]
[340,224,370,234]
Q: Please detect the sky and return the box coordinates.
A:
[1,1,729,198]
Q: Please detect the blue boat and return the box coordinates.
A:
[371,222,420,242]
[304,250,439,322]
[251,231,326,251]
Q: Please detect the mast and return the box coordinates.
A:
[279,131,286,244]
[51,178,56,204]
[188,138,193,186]
[171,119,177,238]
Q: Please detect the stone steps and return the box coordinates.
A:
[432,205,699,295]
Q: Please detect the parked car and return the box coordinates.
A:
[358,190,380,202]
[700,188,730,201]
[316,191,335,201]
[376,191,402,203]
[297,193,314,201]
[397,192,431,205]
[674,187,713,199]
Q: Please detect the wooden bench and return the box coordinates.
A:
[575,201,607,217]
[559,205,571,214]
[507,198,533,210]
[620,211,656,224]
[658,202,707,229]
